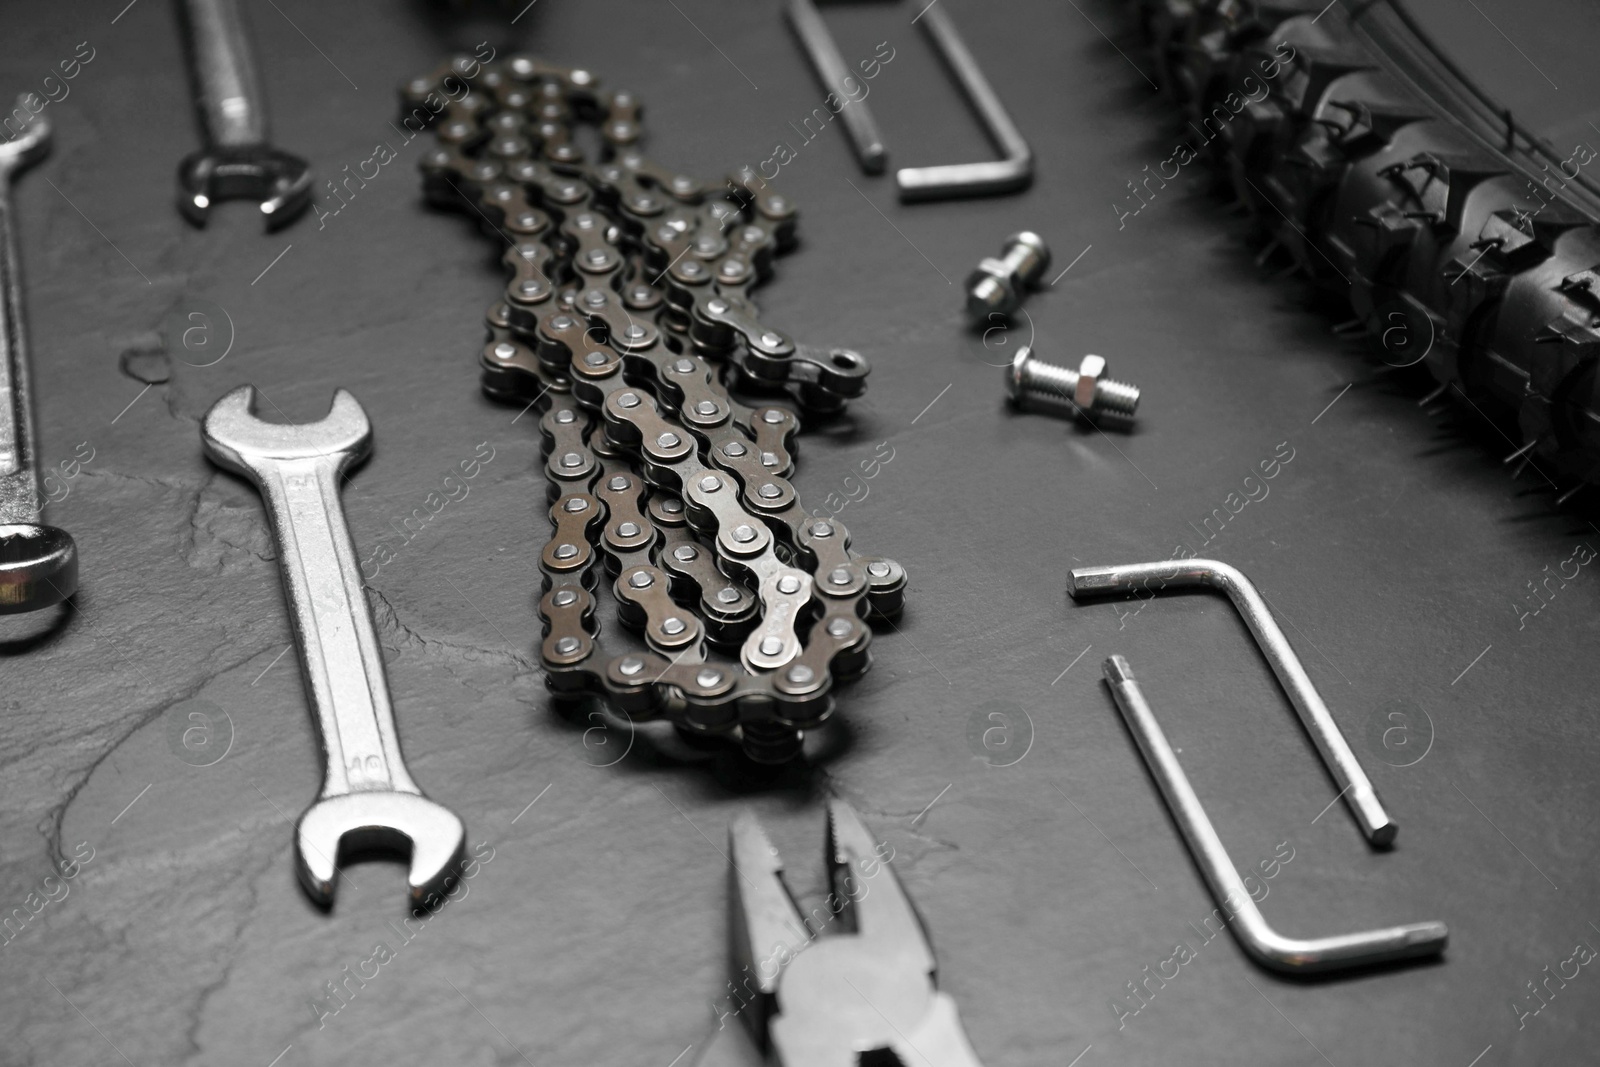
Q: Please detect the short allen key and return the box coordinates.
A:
[1072,558,1391,844]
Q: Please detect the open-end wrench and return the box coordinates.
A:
[202,386,464,906]
[0,99,77,614]
[177,0,312,229]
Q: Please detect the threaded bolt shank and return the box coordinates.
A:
[1006,346,1141,417]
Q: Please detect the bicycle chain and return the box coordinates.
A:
[401,54,906,763]
[1128,0,1600,498]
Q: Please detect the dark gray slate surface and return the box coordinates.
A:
[0,2,1595,1066]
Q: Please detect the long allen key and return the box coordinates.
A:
[0,101,77,613]
[1103,656,1448,973]
[202,386,464,906]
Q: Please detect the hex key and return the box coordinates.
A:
[1070,559,1394,846]
[895,2,1033,201]
[785,0,888,173]
[1102,655,1449,974]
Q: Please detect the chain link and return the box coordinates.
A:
[403,54,906,763]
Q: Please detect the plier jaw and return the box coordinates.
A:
[726,800,985,1067]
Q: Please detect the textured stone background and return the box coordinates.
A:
[1,2,1598,1066]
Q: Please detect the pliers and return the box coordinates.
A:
[721,798,985,1067]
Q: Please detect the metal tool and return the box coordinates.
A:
[1101,655,1448,973]
[966,231,1049,323]
[896,2,1032,201]
[729,799,985,1067]
[409,55,905,764]
[1070,559,1392,846]
[781,1,1031,200]
[177,0,311,229]
[202,386,464,905]
[1006,347,1140,418]
[0,102,77,614]
[785,0,887,174]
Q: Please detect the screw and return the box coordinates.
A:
[965,231,1051,323]
[1006,345,1140,417]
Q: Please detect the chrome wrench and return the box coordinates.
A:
[0,99,77,613]
[177,0,312,228]
[202,386,464,906]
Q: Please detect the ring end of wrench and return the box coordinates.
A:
[0,524,78,613]
[296,792,467,908]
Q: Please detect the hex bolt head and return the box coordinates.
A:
[965,231,1051,323]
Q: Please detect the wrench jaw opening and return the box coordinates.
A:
[177,146,313,231]
[296,792,467,909]
[201,385,372,475]
[0,524,77,613]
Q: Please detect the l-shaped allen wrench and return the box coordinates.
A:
[784,0,1033,200]
[1099,655,1448,973]
[1071,558,1393,845]
[1069,559,1448,973]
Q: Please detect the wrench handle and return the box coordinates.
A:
[256,458,417,798]
[0,176,38,518]
[181,0,267,148]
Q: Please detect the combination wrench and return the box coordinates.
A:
[177,0,312,229]
[202,386,464,906]
[0,100,77,613]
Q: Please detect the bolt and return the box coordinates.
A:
[1005,346,1140,417]
[965,231,1051,323]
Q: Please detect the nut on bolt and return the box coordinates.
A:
[966,231,1051,323]
[1006,345,1140,417]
